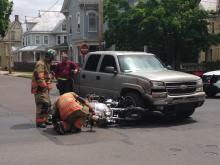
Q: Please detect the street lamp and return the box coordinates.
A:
[8,28,12,74]
[98,0,104,50]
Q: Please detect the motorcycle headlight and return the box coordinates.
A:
[90,102,112,117]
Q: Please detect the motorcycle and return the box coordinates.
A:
[87,94,148,127]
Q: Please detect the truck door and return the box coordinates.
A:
[76,54,101,97]
[95,55,122,98]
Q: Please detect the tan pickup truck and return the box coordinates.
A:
[74,51,205,118]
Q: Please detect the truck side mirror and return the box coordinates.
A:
[104,66,117,74]
[167,65,173,70]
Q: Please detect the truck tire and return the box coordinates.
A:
[176,108,195,118]
[124,92,145,108]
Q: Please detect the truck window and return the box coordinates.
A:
[100,55,117,72]
[85,54,101,71]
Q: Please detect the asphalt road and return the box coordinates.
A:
[0,75,220,165]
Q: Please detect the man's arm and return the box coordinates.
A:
[34,63,48,91]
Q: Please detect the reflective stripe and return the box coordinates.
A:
[36,118,46,123]
[57,77,68,80]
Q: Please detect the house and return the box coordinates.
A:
[199,0,220,63]
[61,0,104,64]
[0,15,22,70]
[15,11,67,67]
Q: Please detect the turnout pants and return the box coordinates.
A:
[34,90,51,125]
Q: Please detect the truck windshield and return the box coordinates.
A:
[118,55,166,72]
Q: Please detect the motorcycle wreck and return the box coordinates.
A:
[87,94,149,127]
[51,93,149,135]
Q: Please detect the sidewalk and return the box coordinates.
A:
[0,70,32,78]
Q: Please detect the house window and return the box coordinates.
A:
[11,31,15,40]
[69,16,72,34]
[57,36,61,45]
[27,36,31,45]
[87,11,97,32]
[62,22,67,31]
[76,12,80,33]
[35,36,40,44]
[23,38,25,46]
[44,36,49,44]
[64,36,67,43]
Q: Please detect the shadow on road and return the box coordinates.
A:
[11,123,35,130]
[110,112,197,129]
[205,95,220,99]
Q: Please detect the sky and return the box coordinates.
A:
[11,0,64,22]
[11,0,218,23]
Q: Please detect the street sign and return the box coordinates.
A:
[80,44,89,55]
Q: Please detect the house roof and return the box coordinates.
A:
[19,45,46,52]
[61,0,70,13]
[30,12,65,32]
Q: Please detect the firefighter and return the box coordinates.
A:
[52,92,96,135]
[31,49,56,128]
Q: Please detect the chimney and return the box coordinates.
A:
[15,15,19,22]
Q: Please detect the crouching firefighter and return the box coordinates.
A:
[52,92,97,135]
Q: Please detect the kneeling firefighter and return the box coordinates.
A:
[52,92,97,135]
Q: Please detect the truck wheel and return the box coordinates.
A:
[176,108,195,118]
[124,92,145,107]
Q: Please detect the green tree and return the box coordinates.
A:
[0,0,13,37]
[104,0,219,69]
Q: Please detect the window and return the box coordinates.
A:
[64,36,67,43]
[57,36,61,45]
[85,55,101,71]
[100,55,117,72]
[88,11,97,32]
[35,36,40,44]
[27,36,31,45]
[62,22,67,31]
[44,36,49,44]
[11,31,15,40]
[76,12,80,33]
[69,16,72,34]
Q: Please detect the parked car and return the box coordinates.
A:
[202,70,220,97]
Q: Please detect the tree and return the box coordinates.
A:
[0,0,13,37]
[104,0,219,69]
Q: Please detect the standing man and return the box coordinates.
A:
[55,52,78,95]
[31,49,56,128]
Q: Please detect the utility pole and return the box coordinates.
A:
[8,29,12,74]
[98,0,104,50]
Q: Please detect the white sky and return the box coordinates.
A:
[11,0,218,23]
[11,0,64,22]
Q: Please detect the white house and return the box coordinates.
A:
[15,11,68,63]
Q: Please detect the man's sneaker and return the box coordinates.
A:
[55,122,65,135]
[36,123,46,128]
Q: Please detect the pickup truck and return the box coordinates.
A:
[74,51,205,118]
